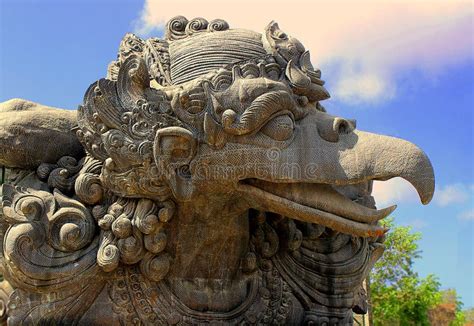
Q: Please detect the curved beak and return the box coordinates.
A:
[334,130,435,205]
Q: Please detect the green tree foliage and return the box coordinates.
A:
[371,217,442,325]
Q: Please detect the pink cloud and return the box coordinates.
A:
[135,1,473,104]
[372,178,419,206]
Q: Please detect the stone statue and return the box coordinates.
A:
[0,16,434,325]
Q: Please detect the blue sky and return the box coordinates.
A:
[1,0,473,308]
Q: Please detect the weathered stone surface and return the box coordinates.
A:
[0,99,83,168]
[0,16,434,325]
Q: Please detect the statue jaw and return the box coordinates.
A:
[238,181,394,238]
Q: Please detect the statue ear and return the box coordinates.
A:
[153,127,197,168]
[153,127,197,201]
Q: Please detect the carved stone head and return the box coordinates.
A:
[0,16,434,325]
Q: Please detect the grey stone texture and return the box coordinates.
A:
[0,99,83,168]
[0,17,434,325]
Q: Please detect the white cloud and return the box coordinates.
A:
[372,177,419,206]
[333,71,395,104]
[134,0,473,104]
[373,180,474,209]
[435,184,471,207]
[458,208,474,221]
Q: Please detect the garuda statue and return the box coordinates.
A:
[0,17,434,325]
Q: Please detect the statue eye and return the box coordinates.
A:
[261,114,294,141]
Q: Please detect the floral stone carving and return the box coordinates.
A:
[0,16,434,325]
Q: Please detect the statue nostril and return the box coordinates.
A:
[334,119,345,134]
[338,122,348,134]
[333,118,354,135]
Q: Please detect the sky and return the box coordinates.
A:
[1,0,473,308]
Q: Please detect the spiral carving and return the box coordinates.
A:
[74,155,104,206]
[1,185,54,224]
[139,253,170,282]
[136,214,159,235]
[1,186,99,295]
[57,156,82,173]
[158,201,175,223]
[47,168,75,193]
[166,16,229,41]
[207,19,229,32]
[42,156,84,194]
[117,229,145,265]
[144,232,167,254]
[5,223,46,260]
[36,163,57,180]
[48,190,95,252]
[97,232,120,272]
[165,16,188,41]
[134,199,158,234]
[75,173,103,205]
[15,197,44,222]
[111,215,132,239]
[185,17,208,35]
[93,197,174,282]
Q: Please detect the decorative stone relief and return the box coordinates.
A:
[0,16,434,325]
